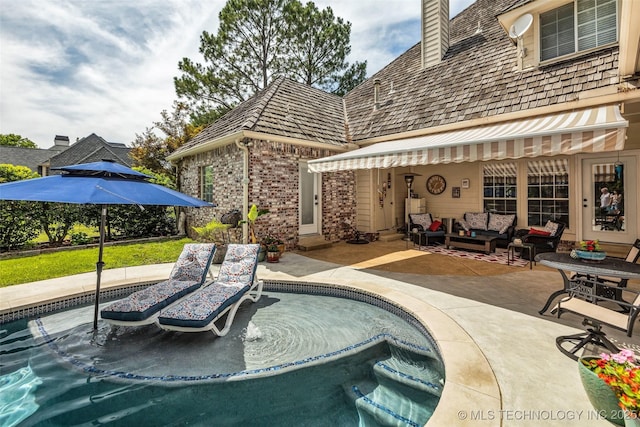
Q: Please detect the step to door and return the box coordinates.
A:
[297,235,333,251]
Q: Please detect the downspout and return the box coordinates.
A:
[235,139,249,243]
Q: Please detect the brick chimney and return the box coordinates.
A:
[421,0,449,68]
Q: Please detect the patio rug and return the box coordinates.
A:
[418,244,529,268]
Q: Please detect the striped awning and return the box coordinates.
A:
[308,105,627,172]
[593,163,617,181]
[527,158,569,176]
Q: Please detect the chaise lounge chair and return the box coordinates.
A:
[157,244,262,336]
[100,243,216,326]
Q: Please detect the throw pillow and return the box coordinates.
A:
[487,213,516,234]
[410,213,432,230]
[543,220,559,237]
[529,228,551,236]
[458,219,470,231]
[465,212,488,230]
[428,220,442,232]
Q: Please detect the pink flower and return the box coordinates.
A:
[609,350,635,363]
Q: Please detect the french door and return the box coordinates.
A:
[581,156,636,243]
[299,162,320,235]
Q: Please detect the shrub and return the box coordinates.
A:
[70,232,91,246]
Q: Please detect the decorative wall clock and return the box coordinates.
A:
[426,174,446,195]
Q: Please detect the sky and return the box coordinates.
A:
[0,0,476,149]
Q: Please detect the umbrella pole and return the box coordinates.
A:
[93,206,107,330]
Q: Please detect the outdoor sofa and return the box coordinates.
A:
[454,212,517,248]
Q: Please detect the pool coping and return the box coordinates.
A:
[1,264,501,427]
[315,277,502,427]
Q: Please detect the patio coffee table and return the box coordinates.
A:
[444,233,497,255]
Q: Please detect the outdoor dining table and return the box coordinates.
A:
[536,252,640,315]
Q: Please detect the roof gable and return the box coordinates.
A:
[174,77,346,156]
[50,133,131,168]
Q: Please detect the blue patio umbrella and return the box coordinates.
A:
[0,160,214,329]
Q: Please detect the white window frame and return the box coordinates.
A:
[200,165,214,203]
[483,163,517,215]
[526,159,570,227]
[539,0,618,62]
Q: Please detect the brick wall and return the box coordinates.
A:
[321,170,357,241]
[177,145,244,238]
[177,139,355,248]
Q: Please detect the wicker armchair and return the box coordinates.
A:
[513,221,566,259]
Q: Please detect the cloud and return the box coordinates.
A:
[0,0,475,148]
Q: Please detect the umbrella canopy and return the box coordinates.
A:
[0,160,214,329]
[0,161,211,207]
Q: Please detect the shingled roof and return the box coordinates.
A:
[174,77,346,156]
[344,0,619,143]
[49,133,131,169]
[175,0,620,155]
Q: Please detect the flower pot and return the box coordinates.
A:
[266,251,280,263]
[578,356,625,426]
[625,415,640,427]
[257,246,266,262]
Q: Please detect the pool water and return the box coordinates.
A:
[1,291,444,426]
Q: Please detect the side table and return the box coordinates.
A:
[411,231,427,248]
[507,242,536,269]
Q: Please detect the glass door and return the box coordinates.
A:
[299,162,320,235]
[582,156,636,243]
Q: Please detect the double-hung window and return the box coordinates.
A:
[200,165,214,203]
[527,159,569,227]
[540,0,617,62]
[483,163,517,215]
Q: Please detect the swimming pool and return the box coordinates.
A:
[1,281,444,426]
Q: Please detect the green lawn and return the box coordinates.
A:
[0,237,195,287]
[33,223,100,243]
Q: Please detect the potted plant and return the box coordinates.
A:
[240,204,269,243]
[238,204,270,261]
[192,218,231,263]
[580,350,640,426]
[266,244,280,263]
[262,234,283,262]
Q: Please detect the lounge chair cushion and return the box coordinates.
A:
[101,280,201,322]
[100,243,216,322]
[157,282,250,328]
[217,244,261,286]
[157,244,261,330]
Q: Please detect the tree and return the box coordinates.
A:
[80,167,178,240]
[130,102,203,179]
[33,203,83,246]
[281,1,366,94]
[174,0,366,124]
[0,133,37,148]
[0,164,41,250]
